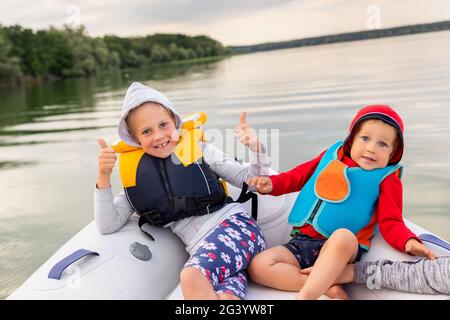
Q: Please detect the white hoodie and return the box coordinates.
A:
[94,82,271,254]
[118,81,182,147]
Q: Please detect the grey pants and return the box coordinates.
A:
[354,256,450,295]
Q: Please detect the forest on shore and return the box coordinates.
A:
[0,25,230,85]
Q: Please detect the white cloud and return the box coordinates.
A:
[0,0,449,45]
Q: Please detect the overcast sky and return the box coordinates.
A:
[1,0,449,45]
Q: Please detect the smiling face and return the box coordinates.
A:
[126,102,179,158]
[349,119,398,170]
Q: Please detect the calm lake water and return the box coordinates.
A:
[1,31,450,299]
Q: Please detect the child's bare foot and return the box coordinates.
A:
[325,285,349,300]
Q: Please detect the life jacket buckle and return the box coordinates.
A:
[172,197,189,213]
[172,196,217,213]
[140,210,164,226]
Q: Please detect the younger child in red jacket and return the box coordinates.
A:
[247,105,442,299]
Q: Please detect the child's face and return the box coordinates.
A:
[350,119,397,170]
[128,102,179,158]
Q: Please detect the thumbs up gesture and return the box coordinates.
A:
[234,112,262,153]
[97,138,117,177]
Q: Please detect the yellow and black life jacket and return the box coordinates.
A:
[111,113,232,236]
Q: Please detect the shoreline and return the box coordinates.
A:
[2,20,450,88]
[229,20,450,54]
[0,55,231,89]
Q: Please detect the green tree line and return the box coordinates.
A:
[0,24,230,84]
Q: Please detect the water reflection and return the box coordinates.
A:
[0,58,225,130]
[0,125,115,136]
[0,32,449,299]
[0,161,37,169]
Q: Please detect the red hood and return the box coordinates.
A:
[343,105,404,164]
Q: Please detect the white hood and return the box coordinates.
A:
[118,82,182,147]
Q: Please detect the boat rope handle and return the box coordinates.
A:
[418,234,450,252]
[48,249,99,280]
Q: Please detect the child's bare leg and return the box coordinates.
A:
[248,245,348,298]
[296,228,359,300]
[336,263,356,284]
[248,246,308,290]
[304,263,357,284]
[180,267,218,299]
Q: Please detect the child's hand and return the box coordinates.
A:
[405,238,438,260]
[98,138,117,177]
[235,112,262,153]
[247,176,273,194]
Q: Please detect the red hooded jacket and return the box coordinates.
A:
[269,105,419,252]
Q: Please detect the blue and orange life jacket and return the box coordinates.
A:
[288,141,402,250]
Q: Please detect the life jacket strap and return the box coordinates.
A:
[138,192,227,233]
[172,191,227,213]
[138,211,161,240]
[235,182,258,221]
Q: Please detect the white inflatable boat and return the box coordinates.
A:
[7,182,450,300]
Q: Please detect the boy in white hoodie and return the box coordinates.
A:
[94,82,269,299]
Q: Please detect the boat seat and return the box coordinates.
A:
[167,183,450,300]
